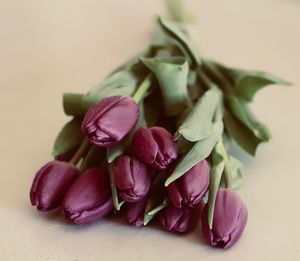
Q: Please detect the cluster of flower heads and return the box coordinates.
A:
[30,95,247,249]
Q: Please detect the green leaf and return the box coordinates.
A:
[224,110,266,156]
[141,56,190,116]
[52,118,84,157]
[228,155,243,189]
[108,161,124,211]
[63,93,86,117]
[81,63,146,109]
[215,62,290,101]
[157,16,200,66]
[144,197,168,225]
[226,95,271,141]
[165,123,222,186]
[235,71,290,102]
[207,141,225,229]
[175,88,222,142]
[219,155,244,189]
[144,174,168,225]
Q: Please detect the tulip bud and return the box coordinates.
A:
[30,161,78,211]
[133,127,177,170]
[124,197,148,227]
[167,160,210,208]
[201,189,248,249]
[159,204,201,233]
[61,166,113,224]
[113,155,151,202]
[81,96,139,147]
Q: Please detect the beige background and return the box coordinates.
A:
[1,0,300,260]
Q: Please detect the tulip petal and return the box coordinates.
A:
[30,161,78,211]
[201,189,248,249]
[113,156,150,202]
[160,204,201,233]
[82,96,139,147]
[151,127,178,170]
[61,166,113,224]
[223,203,248,249]
[124,197,148,227]
[212,189,243,239]
[167,160,209,208]
[133,127,158,164]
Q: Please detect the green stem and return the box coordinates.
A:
[108,161,124,211]
[198,69,232,188]
[220,139,232,188]
[69,137,90,165]
[133,73,153,104]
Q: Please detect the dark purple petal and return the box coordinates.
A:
[30,161,78,211]
[167,160,210,208]
[159,204,201,233]
[151,127,178,170]
[133,126,177,170]
[124,197,148,227]
[132,127,158,164]
[82,96,139,147]
[61,166,113,224]
[113,155,150,202]
[201,189,248,249]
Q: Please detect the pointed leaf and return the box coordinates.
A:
[141,56,189,116]
[52,118,84,157]
[144,197,168,225]
[207,141,225,229]
[63,93,86,117]
[228,155,243,189]
[82,63,147,109]
[157,16,201,66]
[175,88,222,142]
[215,62,290,101]
[226,95,271,141]
[219,155,244,190]
[224,110,266,156]
[235,71,290,101]
[165,123,222,186]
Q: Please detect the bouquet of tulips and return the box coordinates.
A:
[29,0,289,249]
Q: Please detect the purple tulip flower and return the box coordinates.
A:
[159,204,202,233]
[167,160,210,208]
[81,96,139,147]
[124,197,148,227]
[201,189,248,249]
[30,161,78,211]
[61,166,113,224]
[113,155,151,202]
[133,127,177,170]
